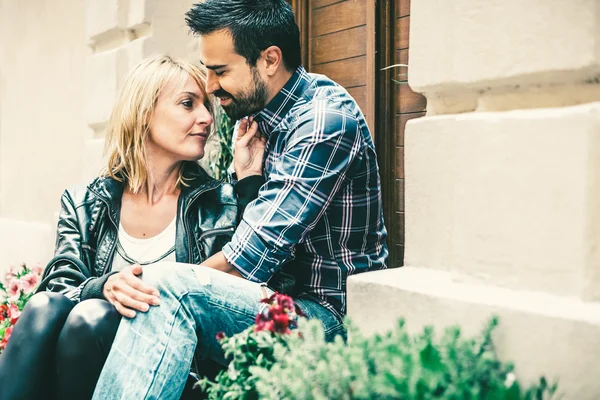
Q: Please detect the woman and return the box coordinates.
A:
[0,55,264,400]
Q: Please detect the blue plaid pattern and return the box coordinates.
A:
[222,66,388,316]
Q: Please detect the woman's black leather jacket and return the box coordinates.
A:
[38,162,262,303]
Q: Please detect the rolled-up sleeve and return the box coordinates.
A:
[222,103,363,282]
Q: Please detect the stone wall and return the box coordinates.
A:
[348,1,600,398]
[0,0,205,273]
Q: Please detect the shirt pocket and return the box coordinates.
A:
[197,226,235,260]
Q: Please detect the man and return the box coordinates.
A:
[93,0,388,398]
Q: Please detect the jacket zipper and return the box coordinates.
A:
[89,188,120,275]
[197,226,235,241]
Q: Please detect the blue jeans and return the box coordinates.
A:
[92,262,344,400]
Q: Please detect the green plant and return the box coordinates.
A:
[208,106,235,180]
[201,309,558,400]
[253,317,557,400]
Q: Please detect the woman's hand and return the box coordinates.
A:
[103,264,160,318]
[234,117,266,180]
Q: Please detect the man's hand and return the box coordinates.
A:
[234,117,266,180]
[103,264,160,318]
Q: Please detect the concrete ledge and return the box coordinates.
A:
[347,267,600,399]
[405,103,600,298]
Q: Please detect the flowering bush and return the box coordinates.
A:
[199,293,304,399]
[0,263,43,353]
[200,294,557,400]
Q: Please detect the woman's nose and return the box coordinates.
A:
[197,105,213,126]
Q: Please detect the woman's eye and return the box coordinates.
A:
[182,99,193,108]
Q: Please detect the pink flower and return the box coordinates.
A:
[7,303,20,325]
[4,264,17,282]
[215,332,226,341]
[30,262,44,277]
[20,273,40,294]
[7,279,22,299]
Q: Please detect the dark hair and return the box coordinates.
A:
[186,0,301,72]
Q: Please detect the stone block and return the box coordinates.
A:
[85,0,127,42]
[404,103,600,299]
[85,48,129,127]
[140,0,199,60]
[409,0,600,95]
[127,0,150,28]
[347,267,600,399]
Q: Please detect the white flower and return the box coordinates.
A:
[504,372,516,387]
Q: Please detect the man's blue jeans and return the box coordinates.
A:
[92,262,344,400]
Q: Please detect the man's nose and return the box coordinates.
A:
[205,74,219,95]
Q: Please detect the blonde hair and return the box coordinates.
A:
[103,54,213,193]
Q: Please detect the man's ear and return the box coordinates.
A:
[261,46,283,77]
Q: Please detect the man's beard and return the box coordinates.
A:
[216,69,268,121]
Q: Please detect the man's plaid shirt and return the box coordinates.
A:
[222,66,388,317]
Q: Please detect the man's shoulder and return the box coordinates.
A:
[286,73,364,124]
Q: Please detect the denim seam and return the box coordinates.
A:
[143,291,193,400]
[206,298,258,320]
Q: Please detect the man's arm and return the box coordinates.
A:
[221,105,363,282]
[202,251,242,278]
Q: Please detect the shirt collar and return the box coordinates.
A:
[252,65,310,138]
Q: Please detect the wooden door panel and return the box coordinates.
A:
[311,56,366,88]
[311,0,367,37]
[311,25,367,65]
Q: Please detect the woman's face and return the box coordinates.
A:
[147,74,213,163]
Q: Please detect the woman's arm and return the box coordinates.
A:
[38,190,96,303]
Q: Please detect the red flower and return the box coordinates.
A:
[215,331,226,341]
[254,292,304,334]
[272,312,291,334]
[0,304,8,322]
[0,326,13,350]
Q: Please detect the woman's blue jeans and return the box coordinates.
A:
[92,262,344,400]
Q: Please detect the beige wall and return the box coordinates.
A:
[0,0,211,271]
[349,0,600,397]
[0,0,88,268]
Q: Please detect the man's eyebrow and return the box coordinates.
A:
[199,61,227,71]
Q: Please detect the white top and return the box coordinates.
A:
[111,217,177,272]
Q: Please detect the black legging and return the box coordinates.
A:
[0,292,211,400]
[0,292,119,400]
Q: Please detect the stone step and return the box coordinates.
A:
[347,267,600,399]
